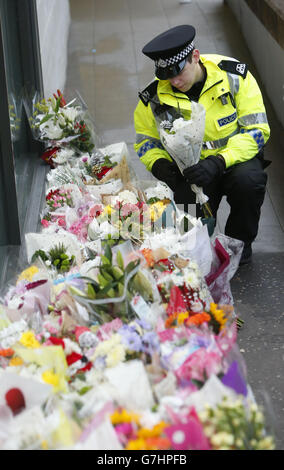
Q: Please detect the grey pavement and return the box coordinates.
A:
[66,0,284,448]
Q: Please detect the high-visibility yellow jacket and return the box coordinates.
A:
[133,54,270,171]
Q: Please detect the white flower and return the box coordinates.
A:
[61,107,80,122]
[145,181,172,201]
[99,221,119,238]
[112,190,138,205]
[185,271,200,289]
[63,337,82,355]
[41,121,63,140]
[55,148,76,164]
[57,114,66,127]
[211,432,234,447]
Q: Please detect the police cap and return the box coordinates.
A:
[142,25,196,80]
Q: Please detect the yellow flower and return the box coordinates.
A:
[111,409,140,425]
[19,331,40,349]
[210,303,227,329]
[149,201,166,222]
[42,369,60,391]
[106,345,125,368]
[91,333,124,365]
[103,205,112,216]
[9,356,24,367]
[137,421,168,438]
[17,265,39,283]
[177,312,189,325]
[126,438,146,450]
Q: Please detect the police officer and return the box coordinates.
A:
[134,25,270,265]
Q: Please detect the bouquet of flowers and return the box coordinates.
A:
[27,90,96,155]
[87,188,173,244]
[159,102,214,220]
[70,243,147,323]
[95,142,132,186]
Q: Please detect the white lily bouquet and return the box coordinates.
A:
[26,90,96,156]
[159,101,210,208]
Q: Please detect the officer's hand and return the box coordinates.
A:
[151,158,181,191]
[183,155,226,187]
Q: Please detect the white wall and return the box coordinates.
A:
[226,0,284,128]
[36,0,71,99]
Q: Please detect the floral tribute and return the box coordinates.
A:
[0,91,275,450]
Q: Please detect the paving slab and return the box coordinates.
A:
[232,254,284,449]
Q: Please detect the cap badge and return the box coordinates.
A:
[157,58,168,68]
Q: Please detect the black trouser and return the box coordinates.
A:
[174,155,268,245]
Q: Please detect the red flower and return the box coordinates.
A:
[48,337,65,349]
[5,388,26,416]
[95,166,111,181]
[66,352,82,366]
[46,188,60,201]
[41,147,59,168]
[78,362,92,373]
[53,89,66,107]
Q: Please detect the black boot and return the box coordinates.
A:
[239,243,252,266]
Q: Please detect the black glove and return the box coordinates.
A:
[151,159,181,191]
[183,155,226,187]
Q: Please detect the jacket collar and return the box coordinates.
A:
[157,54,224,101]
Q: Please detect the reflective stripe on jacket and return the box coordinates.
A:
[133,54,270,171]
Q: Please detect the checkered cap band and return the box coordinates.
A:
[155,41,194,68]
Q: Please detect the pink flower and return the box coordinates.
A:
[58,217,66,227]
[89,204,103,218]
[158,329,176,342]
[114,423,135,444]
[97,318,123,340]
[41,219,50,228]
[120,203,139,218]
[43,322,58,335]
[175,348,222,383]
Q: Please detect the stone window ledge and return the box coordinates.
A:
[245,0,284,49]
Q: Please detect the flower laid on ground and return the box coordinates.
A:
[198,397,275,450]
[31,243,76,274]
[90,155,118,181]
[46,188,73,211]
[70,244,154,323]
[110,408,171,450]
[29,89,95,154]
[19,331,41,349]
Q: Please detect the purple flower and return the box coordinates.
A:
[118,325,143,351]
[119,329,142,352]
[141,331,160,355]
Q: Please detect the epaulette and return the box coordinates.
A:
[218,60,248,79]
[138,80,159,106]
